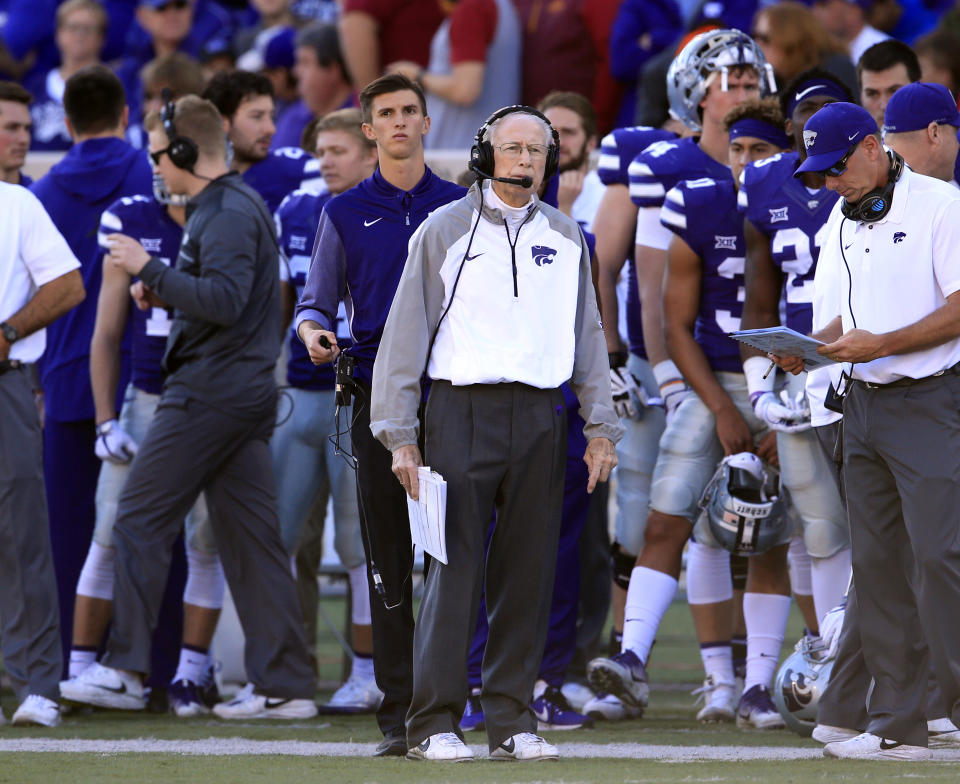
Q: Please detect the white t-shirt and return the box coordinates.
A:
[0,183,81,362]
[813,166,960,385]
[849,25,891,67]
[572,169,604,233]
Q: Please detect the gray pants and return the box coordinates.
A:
[0,368,62,702]
[101,394,315,699]
[407,381,567,751]
[842,374,960,746]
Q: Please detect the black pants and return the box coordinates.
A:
[350,384,415,737]
[102,394,314,699]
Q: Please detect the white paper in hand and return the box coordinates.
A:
[729,327,837,371]
[406,466,448,565]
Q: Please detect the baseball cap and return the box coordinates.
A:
[883,82,960,134]
[794,102,878,176]
[139,0,190,8]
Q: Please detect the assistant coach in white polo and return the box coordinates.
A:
[775,101,960,761]
[370,106,621,762]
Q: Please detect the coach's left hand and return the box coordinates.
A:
[106,233,151,276]
[818,329,885,364]
[584,437,617,494]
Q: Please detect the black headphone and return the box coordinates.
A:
[469,105,560,182]
[840,150,905,223]
[161,88,199,172]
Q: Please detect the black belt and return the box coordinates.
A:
[854,362,960,390]
[0,359,24,375]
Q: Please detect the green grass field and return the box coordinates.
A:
[2,595,958,783]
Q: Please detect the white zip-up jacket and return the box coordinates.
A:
[370,182,623,452]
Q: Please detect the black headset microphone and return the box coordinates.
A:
[468,163,533,189]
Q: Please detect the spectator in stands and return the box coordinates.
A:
[273,23,353,150]
[385,0,520,150]
[29,65,153,675]
[812,0,889,65]
[26,0,106,152]
[337,0,443,93]
[202,69,324,212]
[913,28,960,96]
[0,179,84,729]
[235,0,303,61]
[0,0,61,83]
[0,82,33,186]
[751,1,857,93]
[199,37,236,81]
[857,39,921,127]
[273,108,381,713]
[126,52,206,148]
[260,28,300,115]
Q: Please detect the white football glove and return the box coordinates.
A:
[652,360,691,422]
[819,602,846,660]
[610,366,641,420]
[752,389,811,433]
[95,419,138,465]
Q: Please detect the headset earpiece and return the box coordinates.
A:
[160,88,199,172]
[470,105,560,182]
[840,151,904,223]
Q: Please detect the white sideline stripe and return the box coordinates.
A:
[4,739,960,761]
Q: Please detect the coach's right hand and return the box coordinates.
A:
[300,326,339,365]
[392,444,423,501]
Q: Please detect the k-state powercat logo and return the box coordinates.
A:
[532,245,557,266]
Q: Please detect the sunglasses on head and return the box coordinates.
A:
[156,0,189,11]
[819,142,859,177]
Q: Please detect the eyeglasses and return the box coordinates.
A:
[819,142,860,177]
[156,0,190,12]
[149,146,171,165]
[494,142,549,159]
[751,31,772,44]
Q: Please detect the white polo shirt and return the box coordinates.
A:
[814,166,960,385]
[0,183,80,363]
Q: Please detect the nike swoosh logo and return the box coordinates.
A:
[794,85,823,102]
[465,252,484,261]
[848,132,859,141]
[264,698,292,709]
[363,218,383,227]
[98,683,127,694]
[844,243,853,250]
[500,738,515,753]
[879,739,901,750]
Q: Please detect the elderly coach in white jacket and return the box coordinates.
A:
[370,106,622,762]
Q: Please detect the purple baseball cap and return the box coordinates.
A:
[883,82,960,134]
[795,102,878,176]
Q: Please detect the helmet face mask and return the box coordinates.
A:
[773,635,835,736]
[152,172,189,207]
[666,28,777,132]
[699,452,789,555]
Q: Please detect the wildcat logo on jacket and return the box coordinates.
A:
[532,245,557,266]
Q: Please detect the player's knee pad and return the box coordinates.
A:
[801,516,850,559]
[788,534,813,594]
[729,553,749,591]
[76,541,115,600]
[611,541,637,591]
[183,546,225,609]
[686,541,733,604]
[348,563,372,626]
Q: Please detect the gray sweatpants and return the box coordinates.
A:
[0,368,62,703]
[406,381,567,751]
[842,374,960,746]
[101,394,315,699]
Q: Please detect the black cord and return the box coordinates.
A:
[838,218,857,394]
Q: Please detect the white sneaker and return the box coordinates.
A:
[59,664,146,710]
[824,732,931,760]
[319,671,383,714]
[406,732,475,762]
[560,681,594,712]
[812,724,860,744]
[12,695,61,727]
[489,732,559,761]
[928,718,960,748]
[212,691,317,719]
[692,676,736,723]
[583,692,642,721]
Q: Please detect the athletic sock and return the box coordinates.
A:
[173,644,209,685]
[699,642,734,685]
[69,647,97,679]
[351,651,374,680]
[731,634,747,680]
[743,592,792,691]
[811,548,852,628]
[621,566,678,663]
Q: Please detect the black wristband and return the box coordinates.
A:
[608,350,628,369]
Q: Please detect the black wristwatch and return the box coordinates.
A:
[0,321,19,344]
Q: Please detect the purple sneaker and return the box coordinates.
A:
[736,684,785,729]
[531,683,594,730]
[586,650,649,709]
[459,689,485,732]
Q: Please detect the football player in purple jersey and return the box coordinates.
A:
[588,98,794,730]
[739,69,856,640]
